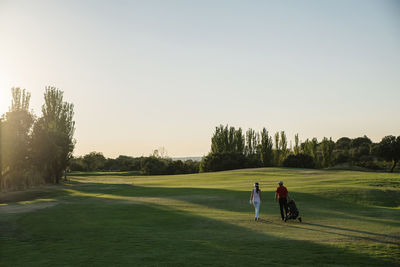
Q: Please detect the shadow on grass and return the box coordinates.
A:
[68,171,143,177]
[290,222,400,246]
[0,186,69,204]
[53,180,400,248]
[2,191,398,266]
[69,181,400,225]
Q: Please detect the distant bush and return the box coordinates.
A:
[141,157,168,175]
[140,157,200,175]
[355,160,384,170]
[200,153,247,172]
[282,154,315,169]
[70,154,199,175]
[334,153,349,165]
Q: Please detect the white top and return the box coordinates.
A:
[252,188,261,202]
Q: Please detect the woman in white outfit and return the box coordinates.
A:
[250,182,262,221]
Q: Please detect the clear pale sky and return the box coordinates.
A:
[0,0,399,158]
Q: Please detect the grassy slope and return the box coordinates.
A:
[1,168,399,266]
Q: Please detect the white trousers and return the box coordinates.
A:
[253,201,260,218]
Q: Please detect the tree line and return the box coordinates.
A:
[2,89,399,191]
[0,87,75,191]
[69,151,200,175]
[200,125,400,172]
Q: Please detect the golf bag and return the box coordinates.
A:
[285,200,302,222]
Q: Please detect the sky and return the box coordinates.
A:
[0,0,399,158]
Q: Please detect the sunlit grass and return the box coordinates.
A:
[17,198,56,205]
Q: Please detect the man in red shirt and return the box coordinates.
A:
[274,181,290,221]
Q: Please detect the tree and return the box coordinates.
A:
[279,131,289,163]
[303,138,319,167]
[334,137,351,164]
[259,128,273,166]
[245,128,258,156]
[274,132,280,166]
[31,87,75,184]
[321,137,335,168]
[350,136,372,160]
[69,156,86,171]
[351,136,372,148]
[83,152,107,171]
[293,134,300,155]
[200,152,247,172]
[335,137,351,150]
[210,125,245,155]
[233,128,245,154]
[377,135,400,172]
[141,156,167,175]
[283,154,315,169]
[0,88,34,190]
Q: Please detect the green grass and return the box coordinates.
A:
[1,168,399,266]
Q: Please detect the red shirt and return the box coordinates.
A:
[276,185,288,198]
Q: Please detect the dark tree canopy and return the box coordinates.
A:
[351,136,372,148]
[377,135,400,172]
[283,154,315,169]
[335,137,352,150]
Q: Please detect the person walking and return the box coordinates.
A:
[250,182,262,221]
[274,181,290,221]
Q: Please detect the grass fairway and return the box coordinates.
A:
[1,168,399,266]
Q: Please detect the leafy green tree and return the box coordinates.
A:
[321,137,335,168]
[211,125,229,153]
[279,131,289,163]
[294,134,301,155]
[211,125,245,155]
[377,135,400,172]
[274,132,280,166]
[200,152,247,172]
[141,156,168,175]
[351,136,372,148]
[31,87,75,184]
[259,128,273,166]
[113,155,135,171]
[245,128,261,167]
[350,136,372,160]
[283,153,315,169]
[83,152,107,171]
[335,137,351,150]
[234,128,245,154]
[0,88,34,190]
[303,138,319,167]
[333,137,351,164]
[245,128,257,156]
[69,156,86,171]
[210,125,223,153]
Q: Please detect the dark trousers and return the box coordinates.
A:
[279,198,288,220]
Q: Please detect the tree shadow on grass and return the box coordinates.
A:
[0,186,70,204]
[69,181,400,226]
[2,192,398,266]
[68,171,143,177]
[3,179,399,262]
[57,181,400,248]
[74,182,400,245]
[289,222,400,246]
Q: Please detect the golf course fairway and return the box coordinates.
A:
[1,168,399,266]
